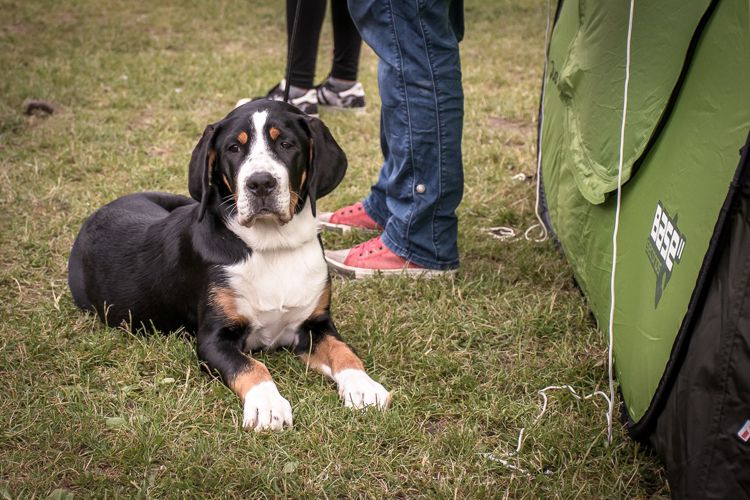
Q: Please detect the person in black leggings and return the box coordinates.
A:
[250,0,366,116]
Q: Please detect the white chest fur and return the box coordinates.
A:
[225,205,328,352]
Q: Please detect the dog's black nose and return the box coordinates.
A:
[246,172,278,197]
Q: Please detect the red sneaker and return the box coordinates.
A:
[318,202,382,233]
[325,235,454,279]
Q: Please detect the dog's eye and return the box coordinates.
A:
[227,144,241,153]
[280,141,292,150]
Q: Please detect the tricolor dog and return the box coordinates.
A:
[68,100,391,431]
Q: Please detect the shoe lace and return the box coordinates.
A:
[352,236,385,257]
[336,202,364,217]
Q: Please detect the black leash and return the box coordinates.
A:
[283,0,303,103]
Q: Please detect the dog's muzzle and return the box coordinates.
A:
[239,171,289,225]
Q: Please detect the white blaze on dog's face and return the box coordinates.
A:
[235,110,292,226]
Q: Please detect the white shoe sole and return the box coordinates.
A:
[317,212,379,234]
[324,249,455,280]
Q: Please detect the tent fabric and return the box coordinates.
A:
[539,0,750,425]
[537,0,750,495]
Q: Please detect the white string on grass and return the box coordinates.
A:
[482,385,611,475]
[484,225,521,242]
[484,174,533,241]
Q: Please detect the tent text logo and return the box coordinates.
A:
[645,201,686,307]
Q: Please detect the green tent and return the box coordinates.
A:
[537,0,750,496]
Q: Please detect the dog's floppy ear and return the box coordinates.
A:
[188,123,219,221]
[302,115,347,217]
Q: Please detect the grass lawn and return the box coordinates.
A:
[0,0,669,496]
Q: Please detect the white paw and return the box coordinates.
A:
[242,381,293,431]
[334,369,391,410]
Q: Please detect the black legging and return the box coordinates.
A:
[286,0,362,89]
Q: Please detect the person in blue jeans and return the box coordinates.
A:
[321,0,464,279]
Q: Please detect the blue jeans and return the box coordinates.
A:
[347,0,464,269]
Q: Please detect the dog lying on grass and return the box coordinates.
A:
[68,100,391,431]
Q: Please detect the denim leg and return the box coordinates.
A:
[349,0,464,269]
[361,106,392,228]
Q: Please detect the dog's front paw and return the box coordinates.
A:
[242,381,293,431]
[334,369,391,410]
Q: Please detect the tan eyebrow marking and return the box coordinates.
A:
[269,127,280,141]
[237,131,248,144]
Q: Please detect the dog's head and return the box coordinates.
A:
[188,100,347,226]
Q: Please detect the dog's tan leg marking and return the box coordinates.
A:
[209,287,248,326]
[300,335,364,375]
[300,335,392,410]
[298,282,390,409]
[228,358,272,401]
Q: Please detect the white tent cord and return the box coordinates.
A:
[606,0,635,445]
